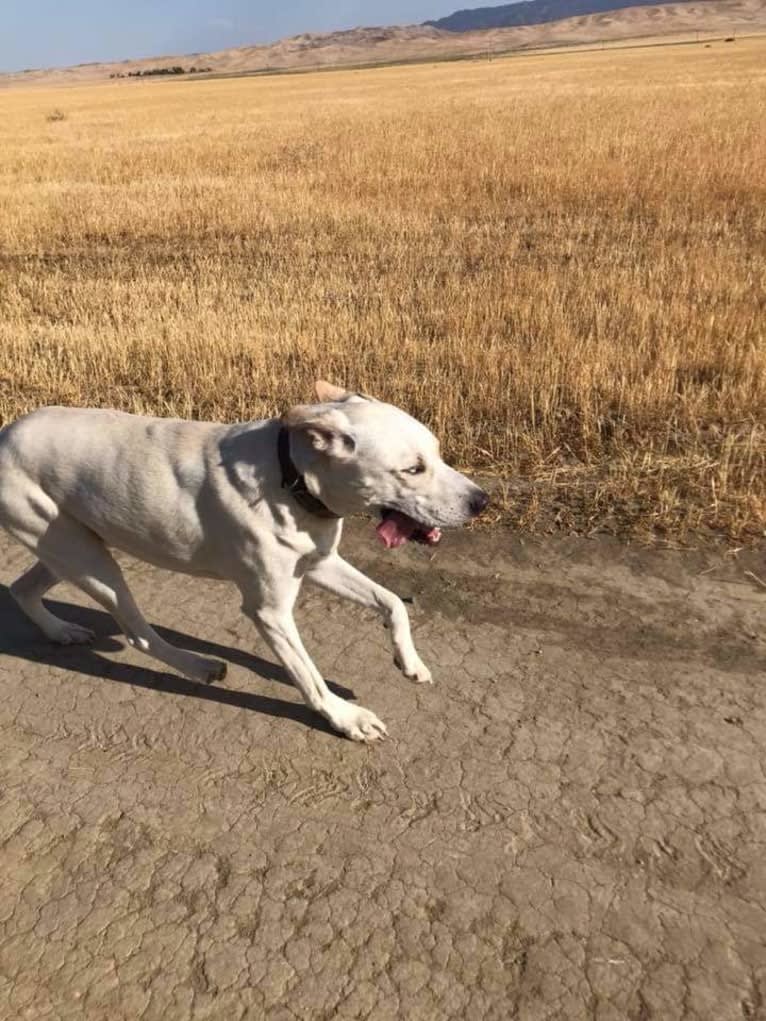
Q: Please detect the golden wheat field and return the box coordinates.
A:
[1,39,764,539]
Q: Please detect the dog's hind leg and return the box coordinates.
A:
[10,560,95,646]
[2,476,94,644]
[15,513,226,684]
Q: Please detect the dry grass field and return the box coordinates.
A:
[1,39,764,540]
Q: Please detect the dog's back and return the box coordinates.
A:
[0,407,224,567]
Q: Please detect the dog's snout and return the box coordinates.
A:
[469,489,490,518]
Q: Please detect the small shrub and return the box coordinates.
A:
[46,109,66,122]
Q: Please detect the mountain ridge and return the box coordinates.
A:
[426,0,702,33]
[2,0,764,87]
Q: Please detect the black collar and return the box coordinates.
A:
[278,427,341,520]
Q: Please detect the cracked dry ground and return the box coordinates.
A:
[0,525,764,1021]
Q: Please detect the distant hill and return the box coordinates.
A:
[427,0,700,32]
[2,0,765,88]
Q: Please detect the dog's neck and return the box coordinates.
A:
[278,427,341,520]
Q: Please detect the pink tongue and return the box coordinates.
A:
[376,513,442,550]
[376,512,416,550]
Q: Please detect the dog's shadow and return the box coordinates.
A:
[0,585,354,736]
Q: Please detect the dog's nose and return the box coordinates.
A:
[470,489,490,517]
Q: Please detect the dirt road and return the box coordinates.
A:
[0,524,763,1019]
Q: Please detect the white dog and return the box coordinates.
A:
[0,382,488,741]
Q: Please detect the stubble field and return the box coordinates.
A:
[1,39,764,539]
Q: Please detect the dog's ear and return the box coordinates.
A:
[284,406,356,460]
[315,380,352,404]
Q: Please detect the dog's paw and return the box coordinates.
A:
[325,698,388,743]
[394,652,433,685]
[195,658,228,685]
[49,621,96,646]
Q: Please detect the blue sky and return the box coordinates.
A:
[2,1,483,72]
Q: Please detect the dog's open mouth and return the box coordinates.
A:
[376,509,442,550]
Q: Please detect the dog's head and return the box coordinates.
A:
[283,381,489,548]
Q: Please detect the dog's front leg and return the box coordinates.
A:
[240,582,388,743]
[308,554,432,684]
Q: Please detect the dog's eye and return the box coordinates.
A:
[402,463,426,476]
